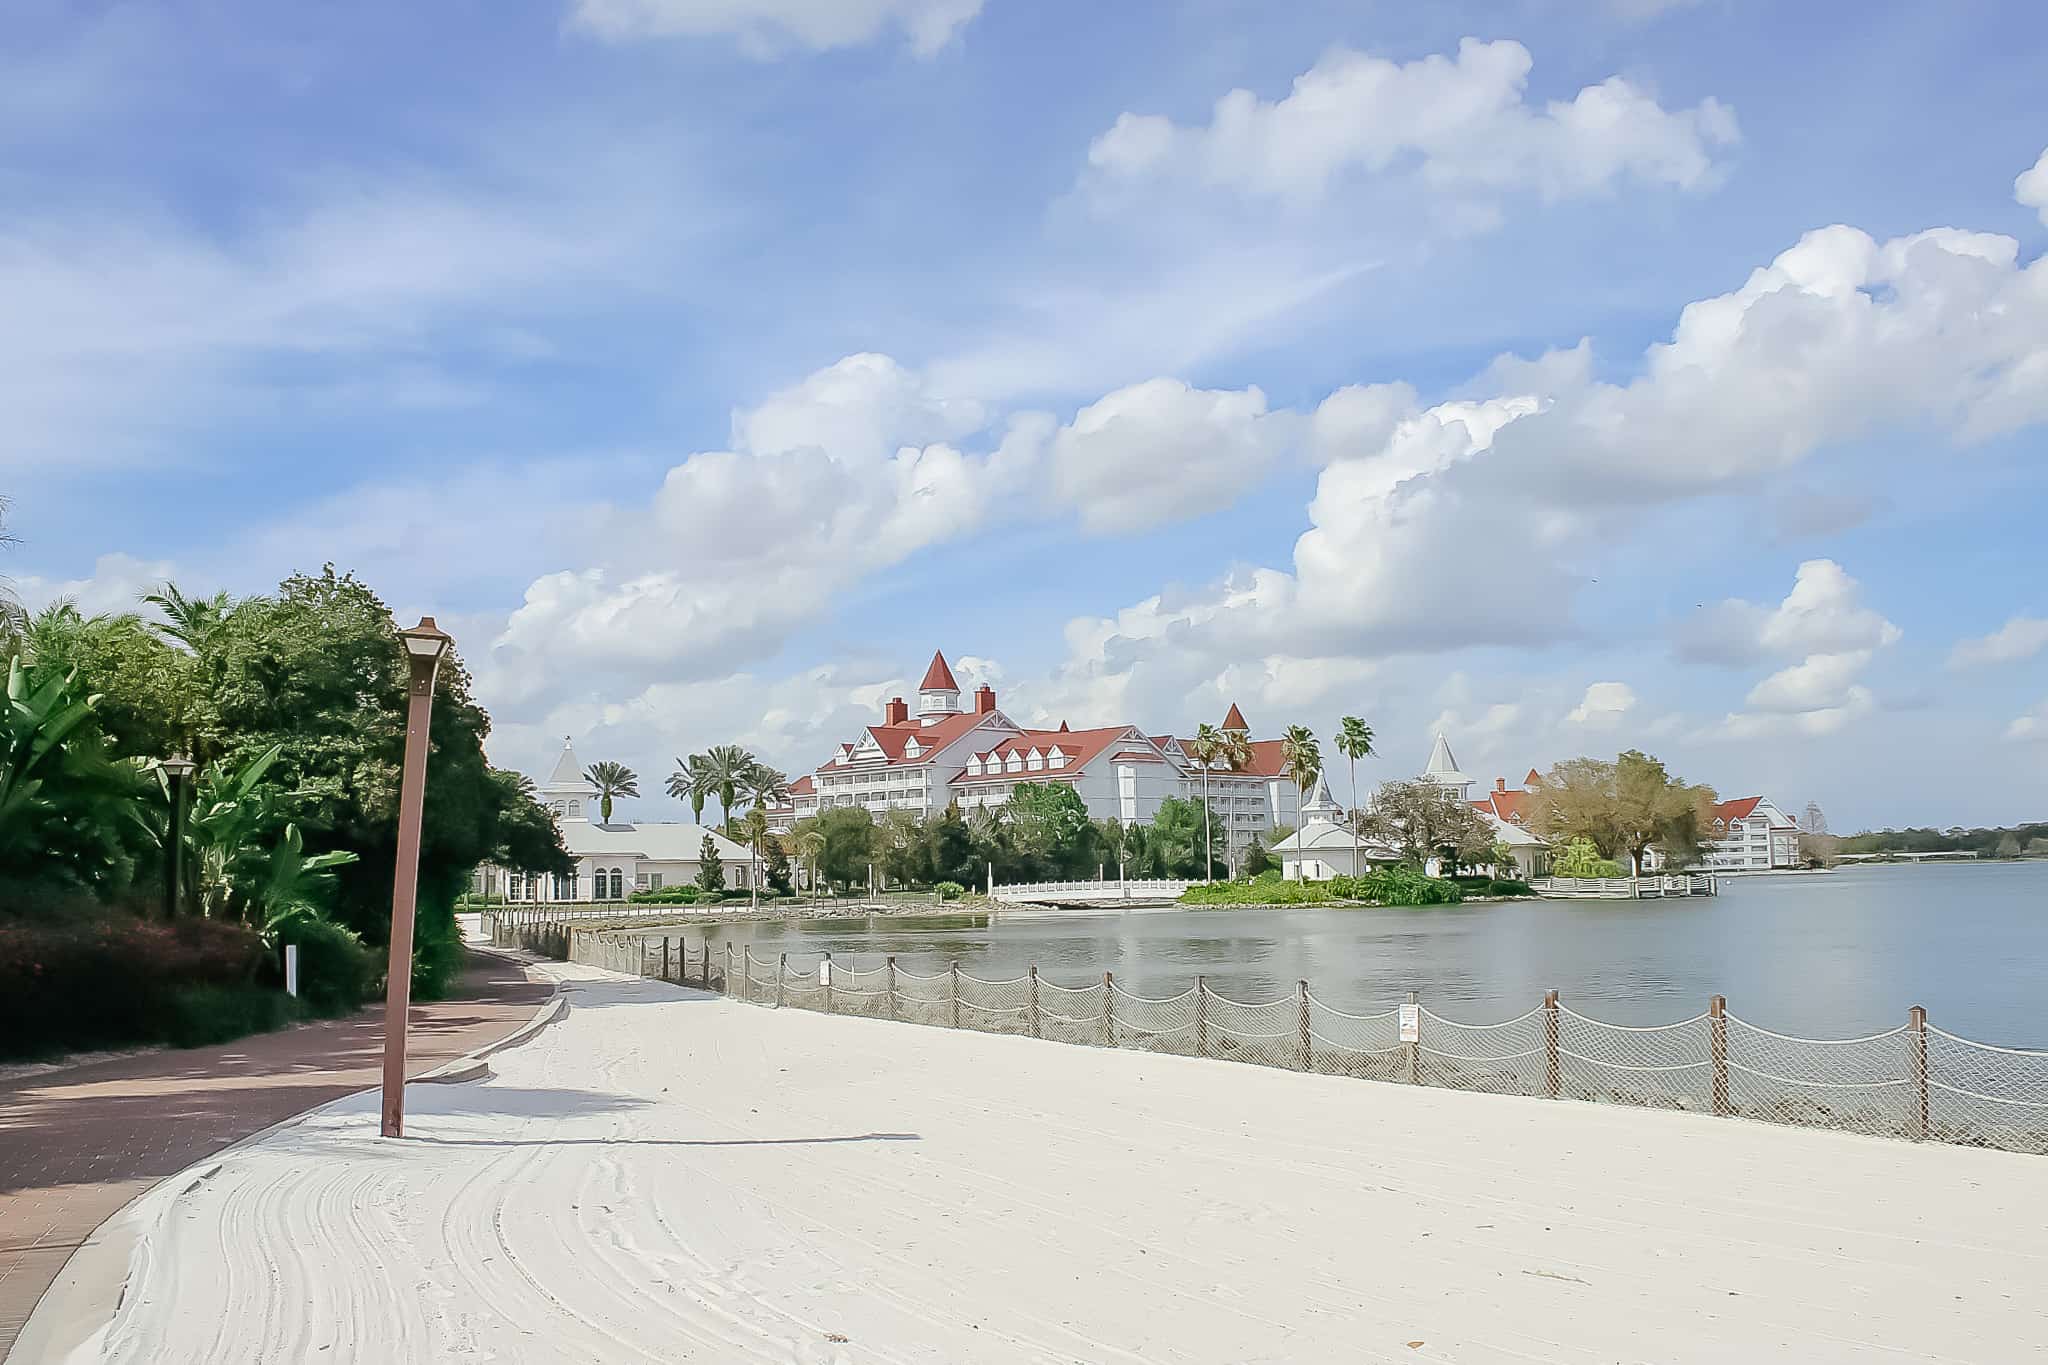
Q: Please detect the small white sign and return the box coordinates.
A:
[819,959,832,986]
[285,944,300,998]
[1398,1003,1420,1043]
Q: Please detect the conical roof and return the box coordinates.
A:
[542,737,597,794]
[1221,702,1249,731]
[919,650,959,691]
[1422,733,1470,784]
[1300,767,1342,818]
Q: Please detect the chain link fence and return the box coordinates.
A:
[503,915,2048,1158]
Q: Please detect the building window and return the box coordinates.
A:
[609,868,625,900]
[649,873,663,889]
[568,800,581,818]
[563,872,578,899]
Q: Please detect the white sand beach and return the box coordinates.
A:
[63,961,2048,1363]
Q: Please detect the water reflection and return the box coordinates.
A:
[634,863,2048,1044]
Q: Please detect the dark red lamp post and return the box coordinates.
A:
[381,616,452,1139]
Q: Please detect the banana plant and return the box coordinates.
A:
[255,822,360,943]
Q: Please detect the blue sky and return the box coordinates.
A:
[6,0,2048,830]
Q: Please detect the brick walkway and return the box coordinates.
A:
[0,949,553,1359]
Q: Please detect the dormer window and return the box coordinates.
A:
[905,739,922,759]
[1005,753,1023,773]
[965,756,981,776]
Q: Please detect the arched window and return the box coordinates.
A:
[563,871,578,900]
[567,800,581,818]
[610,868,625,900]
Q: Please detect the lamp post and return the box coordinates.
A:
[381,616,452,1139]
[161,754,196,920]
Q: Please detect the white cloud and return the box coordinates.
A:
[1949,615,2048,670]
[2017,147,2048,227]
[11,552,177,618]
[1744,650,1874,713]
[1567,681,1638,727]
[1085,39,1737,206]
[2008,699,2048,743]
[566,0,981,56]
[1050,379,1296,532]
[1679,559,1902,665]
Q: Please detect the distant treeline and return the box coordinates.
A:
[1836,824,2048,858]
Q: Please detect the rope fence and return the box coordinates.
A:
[492,914,2048,1157]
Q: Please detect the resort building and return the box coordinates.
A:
[767,651,1301,860]
[1272,771,1401,880]
[1417,736,1550,879]
[477,739,756,902]
[1699,796,1802,870]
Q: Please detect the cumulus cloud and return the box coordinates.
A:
[1949,614,2048,670]
[2018,147,2048,227]
[1085,39,1737,206]
[1049,379,1297,532]
[11,552,177,617]
[1678,559,1902,665]
[2008,699,2048,743]
[1567,681,1638,727]
[566,0,980,55]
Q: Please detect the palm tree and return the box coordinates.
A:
[1335,716,1376,877]
[737,806,770,908]
[1186,722,1252,881]
[698,744,753,831]
[142,583,235,655]
[1280,724,1321,830]
[740,761,790,812]
[665,754,711,823]
[584,760,639,824]
[791,823,824,902]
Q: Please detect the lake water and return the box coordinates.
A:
[642,862,2048,1046]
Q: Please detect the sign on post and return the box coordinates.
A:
[819,958,832,986]
[1398,1003,1420,1043]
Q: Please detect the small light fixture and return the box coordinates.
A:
[400,615,453,661]
[161,753,197,779]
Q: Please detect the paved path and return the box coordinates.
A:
[0,949,553,1360]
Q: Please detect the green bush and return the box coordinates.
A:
[0,914,275,1058]
[410,900,465,1000]
[1486,878,1532,897]
[153,984,294,1048]
[629,885,701,904]
[1250,869,1284,886]
[281,917,377,1017]
[1183,878,1336,905]
[935,881,966,900]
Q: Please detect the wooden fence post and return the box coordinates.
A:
[662,936,671,983]
[1404,989,1420,1085]
[1710,994,1730,1116]
[822,952,833,1014]
[1028,965,1041,1039]
[724,942,733,996]
[1195,976,1209,1058]
[1544,990,1561,1100]
[1909,1005,1930,1140]
[1296,980,1312,1072]
[949,961,961,1030]
[775,953,786,1009]
[1102,972,1117,1048]
[886,956,899,1022]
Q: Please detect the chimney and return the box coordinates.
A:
[975,684,996,715]
[1496,777,1506,791]
[885,697,908,726]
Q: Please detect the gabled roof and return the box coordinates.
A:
[952,725,1136,783]
[847,711,991,766]
[1474,788,1531,824]
[559,820,751,864]
[1222,703,1249,731]
[919,650,959,691]
[1299,768,1342,819]
[1524,768,1543,788]
[1272,819,1401,857]
[1715,796,1763,823]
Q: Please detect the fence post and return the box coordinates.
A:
[1909,1004,1930,1140]
[775,953,787,1009]
[823,952,833,1014]
[1028,965,1041,1039]
[1296,980,1312,1072]
[949,961,961,1030]
[725,942,733,996]
[1404,989,1420,1085]
[1710,994,1730,1116]
[1544,990,1561,1100]
[886,956,899,1022]
[1195,976,1209,1058]
[1103,972,1117,1048]
[662,936,671,983]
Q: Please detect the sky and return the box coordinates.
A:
[5,0,2047,833]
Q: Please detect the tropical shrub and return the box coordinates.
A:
[935,880,966,900]
[280,916,377,1016]
[153,984,294,1048]
[1551,837,1625,879]
[630,885,701,904]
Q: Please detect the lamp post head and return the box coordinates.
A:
[400,616,453,661]
[162,753,196,780]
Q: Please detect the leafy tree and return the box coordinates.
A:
[18,603,193,760]
[1527,758,1624,857]
[790,823,825,899]
[1280,724,1321,826]
[877,807,930,888]
[696,833,725,893]
[1243,834,1273,878]
[1005,782,1096,879]
[1363,779,1495,873]
[816,806,876,892]
[1551,836,1623,878]
[583,760,639,823]
[1613,749,1716,875]
[1996,832,2023,859]
[1186,722,1252,883]
[1148,796,1211,878]
[1,657,151,893]
[142,584,237,657]
[924,804,976,887]
[1335,716,1375,878]
[762,835,793,894]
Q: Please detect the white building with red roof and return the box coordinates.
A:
[769,650,1300,859]
[1699,796,1800,869]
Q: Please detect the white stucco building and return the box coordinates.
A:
[767,652,1302,859]
[1421,738,1549,880]
[480,740,756,902]
[1272,771,1401,880]
[1697,796,1801,870]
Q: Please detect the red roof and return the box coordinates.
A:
[952,726,1143,782]
[1524,768,1542,787]
[1714,796,1762,823]
[787,775,814,795]
[1177,736,1287,778]
[835,711,988,767]
[1222,703,1249,731]
[1473,789,1530,824]
[919,650,958,691]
